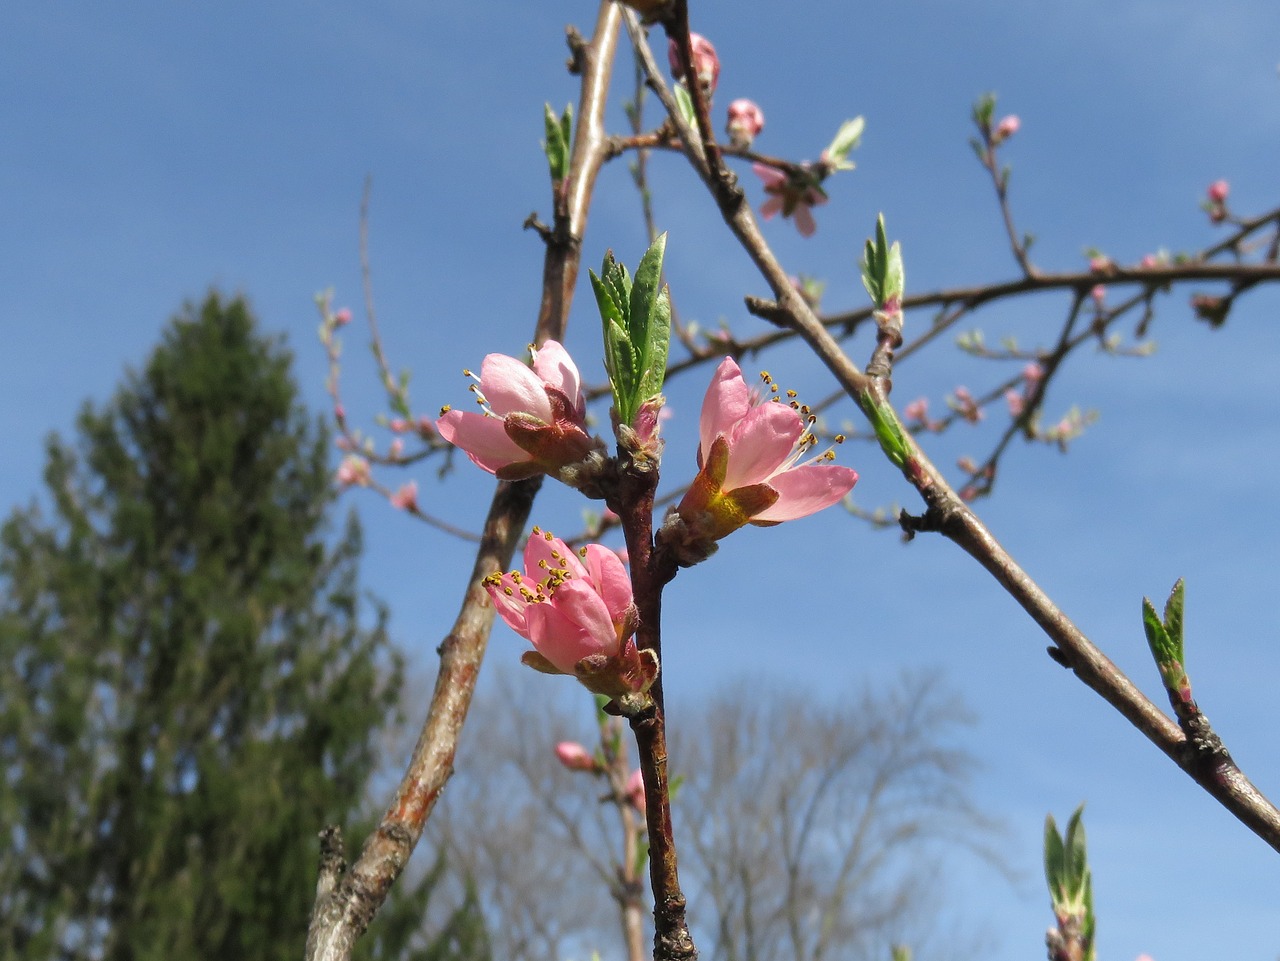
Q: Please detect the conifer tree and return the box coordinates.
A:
[0,294,487,961]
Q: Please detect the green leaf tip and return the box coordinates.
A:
[1142,578,1185,668]
[824,116,866,171]
[542,103,573,181]
[590,236,672,427]
[860,214,905,311]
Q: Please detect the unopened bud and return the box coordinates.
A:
[668,33,719,94]
[555,741,597,772]
[726,98,765,147]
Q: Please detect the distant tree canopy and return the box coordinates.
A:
[0,294,487,961]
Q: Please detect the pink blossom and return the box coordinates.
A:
[390,481,417,511]
[389,418,409,433]
[668,33,719,93]
[1206,180,1229,204]
[1139,253,1159,269]
[485,528,651,696]
[437,340,598,481]
[952,386,983,423]
[1022,362,1045,385]
[625,767,646,816]
[555,741,597,772]
[903,397,929,423]
[665,358,857,557]
[991,114,1020,144]
[753,163,827,237]
[1088,255,1111,273]
[334,403,346,422]
[1091,284,1107,307]
[388,438,404,460]
[957,456,979,474]
[333,307,352,327]
[335,455,370,488]
[726,98,765,147]
[1005,390,1025,417]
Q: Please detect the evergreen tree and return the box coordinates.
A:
[0,294,486,961]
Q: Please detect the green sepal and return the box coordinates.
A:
[542,102,573,181]
[824,116,865,171]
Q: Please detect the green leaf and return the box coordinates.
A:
[1163,578,1185,658]
[973,92,997,127]
[542,103,570,181]
[1043,812,1065,894]
[673,83,698,135]
[860,214,905,310]
[629,233,671,415]
[824,116,865,170]
[1064,805,1087,893]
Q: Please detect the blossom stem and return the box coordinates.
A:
[610,455,692,961]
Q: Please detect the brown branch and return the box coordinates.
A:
[304,5,624,959]
[623,8,1280,854]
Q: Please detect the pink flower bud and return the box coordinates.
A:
[725,98,765,147]
[389,438,404,459]
[1022,362,1045,385]
[903,397,929,423]
[625,767,646,816]
[554,741,596,772]
[668,33,719,94]
[991,114,1020,144]
[1088,255,1111,273]
[1005,390,1025,417]
[389,418,409,433]
[1091,284,1107,307]
[334,403,346,422]
[390,480,417,511]
[333,307,352,327]
[1206,180,1229,204]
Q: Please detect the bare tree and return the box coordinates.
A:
[420,670,993,961]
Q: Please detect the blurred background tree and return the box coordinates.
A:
[0,294,487,961]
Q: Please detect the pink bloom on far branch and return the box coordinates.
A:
[554,741,597,772]
[1022,362,1045,385]
[388,438,404,460]
[625,767,646,816]
[437,340,598,482]
[389,481,417,511]
[335,455,370,488]
[333,307,352,326]
[485,528,653,697]
[664,358,858,560]
[725,98,765,147]
[1207,179,1229,204]
[991,114,1020,144]
[1005,390,1025,418]
[1091,284,1107,308]
[753,163,827,237]
[903,397,929,423]
[389,418,409,433]
[668,33,719,93]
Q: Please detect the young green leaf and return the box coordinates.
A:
[628,233,671,415]
[824,116,865,170]
[542,103,571,181]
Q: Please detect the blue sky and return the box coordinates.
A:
[4,3,1279,959]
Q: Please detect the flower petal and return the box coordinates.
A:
[480,353,554,421]
[752,463,858,522]
[437,410,531,474]
[525,602,600,674]
[484,572,532,637]
[793,204,817,238]
[699,357,753,461]
[752,162,787,189]
[524,530,587,582]
[723,401,801,489]
[531,340,583,413]
[581,543,633,626]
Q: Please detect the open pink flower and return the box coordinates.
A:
[335,455,370,488]
[485,528,653,696]
[663,358,857,561]
[753,163,827,237]
[555,741,597,772]
[437,340,598,481]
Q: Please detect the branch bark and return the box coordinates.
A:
[304,6,623,959]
